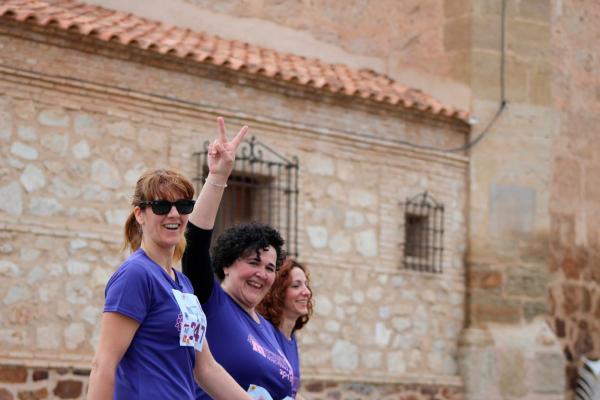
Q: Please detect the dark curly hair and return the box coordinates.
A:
[257,258,313,333]
[212,222,285,281]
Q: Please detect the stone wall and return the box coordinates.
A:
[0,365,88,400]
[0,25,468,398]
[547,0,600,392]
[456,0,567,398]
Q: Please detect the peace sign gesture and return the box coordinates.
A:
[207,117,248,182]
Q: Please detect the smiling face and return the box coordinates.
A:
[134,190,189,252]
[282,266,312,321]
[222,246,277,312]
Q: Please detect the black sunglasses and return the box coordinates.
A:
[139,199,196,215]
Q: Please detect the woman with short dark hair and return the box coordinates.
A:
[183,118,296,399]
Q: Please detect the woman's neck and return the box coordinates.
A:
[221,284,260,323]
[279,316,296,339]
[140,241,174,278]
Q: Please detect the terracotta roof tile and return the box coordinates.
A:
[0,0,469,123]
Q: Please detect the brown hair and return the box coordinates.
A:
[257,258,313,333]
[123,168,195,262]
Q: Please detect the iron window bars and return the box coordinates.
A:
[194,136,299,257]
[401,192,444,273]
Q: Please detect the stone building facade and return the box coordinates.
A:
[0,0,598,399]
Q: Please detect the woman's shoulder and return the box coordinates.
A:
[109,250,155,282]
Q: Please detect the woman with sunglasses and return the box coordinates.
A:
[182,119,295,399]
[87,118,251,400]
[257,258,313,399]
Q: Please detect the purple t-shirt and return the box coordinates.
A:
[196,283,295,399]
[273,331,300,398]
[104,249,205,400]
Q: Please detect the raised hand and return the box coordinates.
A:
[207,117,248,182]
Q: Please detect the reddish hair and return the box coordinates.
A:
[257,258,313,333]
[123,168,195,262]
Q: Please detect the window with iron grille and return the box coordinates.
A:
[401,192,444,273]
[193,136,299,257]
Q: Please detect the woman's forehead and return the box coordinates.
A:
[290,266,307,280]
[151,186,186,200]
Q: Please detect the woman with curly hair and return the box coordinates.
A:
[183,118,295,399]
[257,258,313,399]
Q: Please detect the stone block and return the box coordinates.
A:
[4,286,30,305]
[387,351,407,374]
[306,226,328,248]
[508,19,551,45]
[474,0,503,16]
[16,388,48,400]
[36,324,61,350]
[472,16,502,51]
[0,109,12,141]
[74,114,99,137]
[563,284,582,315]
[533,352,565,393]
[71,140,90,159]
[10,142,38,160]
[443,16,471,52]
[471,51,501,100]
[444,0,471,18]
[328,232,351,254]
[498,349,528,397]
[91,159,122,189]
[506,271,548,297]
[0,366,27,383]
[471,294,521,323]
[38,109,69,127]
[584,163,600,200]
[374,322,392,347]
[523,301,549,322]
[529,66,552,105]
[519,0,551,22]
[331,340,358,370]
[504,56,530,102]
[470,269,503,289]
[314,295,333,317]
[53,380,82,399]
[0,388,13,400]
[32,370,48,381]
[344,211,364,228]
[104,121,136,140]
[20,165,46,192]
[353,229,378,257]
[17,126,37,141]
[489,183,536,239]
[0,261,20,277]
[41,133,69,155]
[28,197,63,217]
[447,51,471,84]
[306,154,334,176]
[348,189,376,208]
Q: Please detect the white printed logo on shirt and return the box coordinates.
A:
[172,289,206,352]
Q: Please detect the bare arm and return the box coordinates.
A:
[189,117,248,229]
[87,313,139,400]
[183,117,248,301]
[194,340,252,400]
